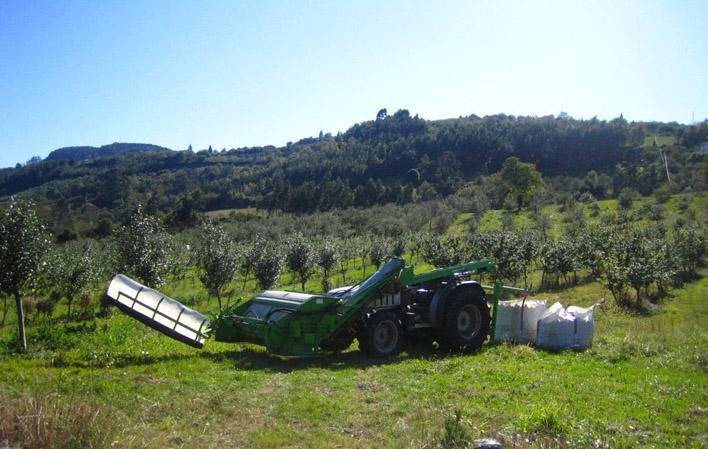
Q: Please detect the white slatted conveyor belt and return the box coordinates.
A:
[105,274,210,348]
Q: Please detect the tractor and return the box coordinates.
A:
[105,258,528,357]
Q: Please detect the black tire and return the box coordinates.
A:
[357,310,404,357]
[442,289,490,353]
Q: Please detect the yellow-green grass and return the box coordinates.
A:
[1,261,706,448]
[204,207,263,219]
[642,135,677,147]
[452,193,706,239]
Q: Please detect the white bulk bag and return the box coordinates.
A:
[568,305,595,349]
[493,299,547,344]
[536,302,576,350]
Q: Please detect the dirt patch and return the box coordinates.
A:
[133,375,168,384]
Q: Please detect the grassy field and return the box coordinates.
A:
[1,195,706,448]
[1,263,706,448]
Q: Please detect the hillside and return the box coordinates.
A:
[45,142,173,162]
[0,112,705,238]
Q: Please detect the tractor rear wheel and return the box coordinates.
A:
[442,290,490,353]
[358,310,404,357]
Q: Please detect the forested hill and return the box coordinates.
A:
[0,111,705,233]
[46,142,173,162]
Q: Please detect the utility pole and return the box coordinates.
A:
[655,136,672,185]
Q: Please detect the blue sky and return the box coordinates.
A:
[1,0,706,168]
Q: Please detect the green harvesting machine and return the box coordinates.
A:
[105,258,529,357]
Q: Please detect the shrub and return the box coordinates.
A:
[618,188,638,209]
[35,298,56,318]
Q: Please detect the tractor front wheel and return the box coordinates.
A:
[358,311,404,357]
[442,290,490,353]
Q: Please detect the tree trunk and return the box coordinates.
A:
[1,296,8,325]
[217,290,223,310]
[15,291,27,352]
[301,278,306,292]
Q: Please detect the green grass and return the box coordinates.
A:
[459,192,707,239]
[1,192,705,448]
[1,269,706,448]
[642,135,677,147]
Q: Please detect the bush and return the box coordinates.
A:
[35,298,56,318]
[618,188,638,209]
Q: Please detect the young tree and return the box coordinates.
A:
[539,236,580,288]
[336,239,353,284]
[0,197,50,351]
[624,232,658,307]
[420,234,464,267]
[368,238,391,269]
[116,205,172,288]
[477,231,527,284]
[496,157,544,210]
[391,235,407,258]
[1,293,8,325]
[48,241,97,317]
[318,238,340,291]
[286,233,317,291]
[197,221,238,309]
[672,226,706,276]
[358,237,370,280]
[238,242,257,290]
[253,237,285,290]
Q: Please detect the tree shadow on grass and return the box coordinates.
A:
[199,340,454,373]
[49,338,492,371]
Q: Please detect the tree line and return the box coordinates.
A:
[2,112,704,238]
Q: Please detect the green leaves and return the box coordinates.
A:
[286,233,316,291]
[116,205,172,288]
[197,221,238,308]
[0,197,50,296]
[46,241,97,315]
[252,235,285,291]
